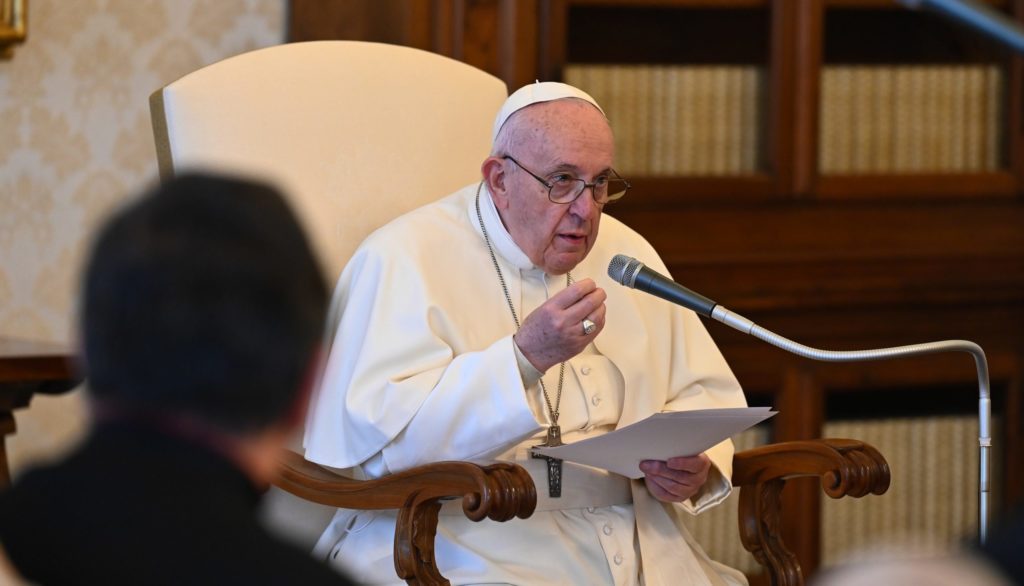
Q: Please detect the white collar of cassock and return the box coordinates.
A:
[477,182,540,274]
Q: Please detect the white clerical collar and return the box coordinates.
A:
[477,182,537,272]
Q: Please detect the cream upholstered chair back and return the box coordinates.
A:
[149,40,508,552]
[150,40,507,286]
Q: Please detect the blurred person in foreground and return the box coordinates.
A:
[304,82,749,585]
[0,173,354,585]
[810,543,1013,586]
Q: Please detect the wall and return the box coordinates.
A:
[0,0,286,474]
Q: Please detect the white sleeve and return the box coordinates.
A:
[304,242,544,473]
[376,334,544,473]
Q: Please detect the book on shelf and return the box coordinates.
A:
[984,65,1002,171]
[851,66,875,173]
[564,63,763,177]
[648,65,670,176]
[739,67,760,172]
[932,66,953,171]
[822,415,984,561]
[873,67,894,173]
[819,64,1004,175]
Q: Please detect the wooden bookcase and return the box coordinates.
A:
[291,0,1024,580]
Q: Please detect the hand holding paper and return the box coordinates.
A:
[532,407,776,479]
[639,453,711,503]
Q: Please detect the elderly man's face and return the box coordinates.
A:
[492,100,615,275]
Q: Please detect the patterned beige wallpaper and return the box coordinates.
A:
[0,0,286,474]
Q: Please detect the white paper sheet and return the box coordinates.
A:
[532,407,776,479]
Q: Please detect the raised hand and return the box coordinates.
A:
[514,278,607,372]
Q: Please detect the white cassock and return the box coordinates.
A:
[304,182,749,586]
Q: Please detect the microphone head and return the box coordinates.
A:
[608,254,643,288]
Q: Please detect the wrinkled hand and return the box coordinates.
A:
[640,453,711,503]
[514,278,607,373]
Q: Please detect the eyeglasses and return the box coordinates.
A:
[503,155,630,205]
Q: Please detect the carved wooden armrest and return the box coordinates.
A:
[273,450,536,586]
[731,439,890,586]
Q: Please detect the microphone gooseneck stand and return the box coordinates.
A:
[710,305,992,543]
[879,0,1024,540]
[608,255,992,543]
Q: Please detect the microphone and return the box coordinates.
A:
[607,253,993,542]
[607,254,717,317]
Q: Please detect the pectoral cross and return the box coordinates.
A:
[531,424,563,497]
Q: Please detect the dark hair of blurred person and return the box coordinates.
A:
[0,173,354,585]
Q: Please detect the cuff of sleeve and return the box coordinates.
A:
[513,337,544,388]
[680,437,735,514]
[680,462,732,515]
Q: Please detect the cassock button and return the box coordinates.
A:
[581,365,591,375]
[614,553,624,565]
[591,395,602,406]
[603,524,613,536]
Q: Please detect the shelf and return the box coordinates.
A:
[566,3,770,65]
[824,0,1008,8]
[618,172,1021,202]
[616,174,778,205]
[815,171,1019,198]
[569,0,767,7]
[823,6,1013,64]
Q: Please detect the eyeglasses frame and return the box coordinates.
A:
[502,155,630,205]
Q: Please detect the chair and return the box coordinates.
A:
[275,438,888,586]
[150,41,890,586]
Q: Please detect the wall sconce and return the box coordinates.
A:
[1,0,27,59]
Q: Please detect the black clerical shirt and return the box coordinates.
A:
[0,422,353,585]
